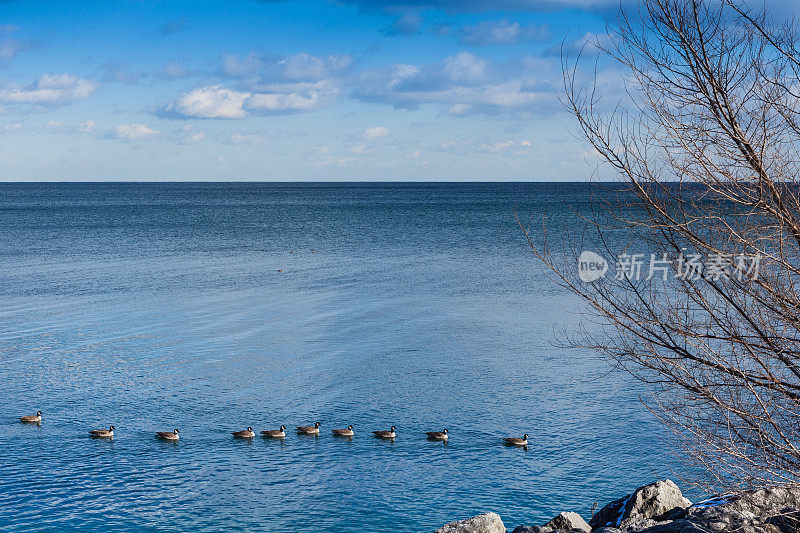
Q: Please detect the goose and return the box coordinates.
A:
[373,426,396,439]
[89,426,115,438]
[425,429,449,441]
[296,422,320,435]
[261,425,286,438]
[504,434,529,446]
[232,427,255,438]
[20,411,42,423]
[332,425,354,437]
[156,429,180,441]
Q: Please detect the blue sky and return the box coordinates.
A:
[0,0,625,180]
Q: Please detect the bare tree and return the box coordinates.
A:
[524,0,800,491]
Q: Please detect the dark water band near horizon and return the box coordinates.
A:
[0,182,673,532]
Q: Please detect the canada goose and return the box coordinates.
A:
[296,422,320,435]
[260,425,286,438]
[373,426,396,439]
[425,429,448,441]
[504,434,529,446]
[232,427,255,438]
[332,425,354,437]
[156,429,180,441]
[20,411,42,423]
[89,426,115,438]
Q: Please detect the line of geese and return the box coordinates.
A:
[19,412,530,446]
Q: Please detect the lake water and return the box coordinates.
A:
[0,183,672,532]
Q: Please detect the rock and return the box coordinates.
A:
[601,483,800,533]
[720,486,800,518]
[543,511,591,532]
[511,529,586,533]
[674,486,800,533]
[511,527,587,533]
[444,481,800,533]
[589,480,691,530]
[623,480,692,527]
[589,497,628,530]
[436,512,506,533]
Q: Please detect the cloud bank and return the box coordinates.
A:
[0,74,97,106]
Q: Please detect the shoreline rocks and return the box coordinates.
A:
[436,480,800,533]
[589,479,691,530]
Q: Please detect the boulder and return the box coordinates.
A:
[510,511,590,533]
[511,526,586,533]
[589,497,627,530]
[589,480,691,530]
[543,511,591,532]
[673,486,800,533]
[436,512,506,533]
[594,483,800,532]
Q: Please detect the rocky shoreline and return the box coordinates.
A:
[436,479,800,533]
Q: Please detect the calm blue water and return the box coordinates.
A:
[0,183,671,532]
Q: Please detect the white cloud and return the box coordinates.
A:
[245,86,330,113]
[178,123,205,144]
[156,60,194,80]
[101,62,145,84]
[335,0,633,13]
[0,38,26,60]
[220,52,353,85]
[229,132,267,146]
[0,74,98,106]
[182,132,205,144]
[160,82,337,119]
[3,121,23,132]
[384,12,422,36]
[458,20,550,46]
[432,138,530,155]
[441,52,491,86]
[112,123,158,141]
[42,120,97,135]
[160,86,249,119]
[44,120,67,132]
[476,140,515,153]
[354,52,559,116]
[78,120,96,133]
[362,126,390,140]
[0,25,28,61]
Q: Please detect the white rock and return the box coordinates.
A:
[542,511,591,532]
[620,479,691,528]
[435,512,507,533]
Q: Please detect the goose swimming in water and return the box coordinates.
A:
[504,434,529,446]
[156,429,180,441]
[425,429,448,441]
[232,427,255,438]
[89,426,115,438]
[373,426,396,439]
[261,425,286,438]
[296,422,320,435]
[332,425,354,437]
[20,411,42,423]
